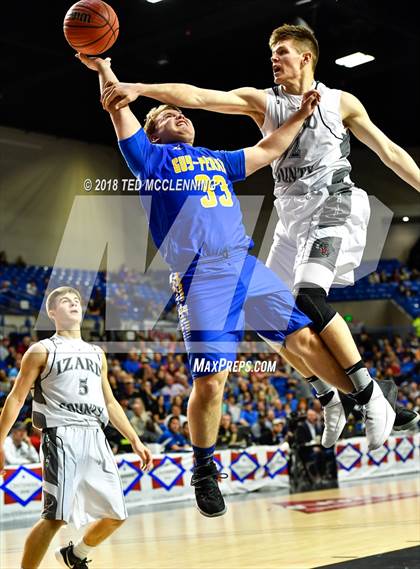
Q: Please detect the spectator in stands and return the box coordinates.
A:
[228,423,250,448]
[153,395,168,423]
[123,348,142,375]
[164,404,187,427]
[273,399,287,419]
[224,394,241,423]
[158,417,191,452]
[259,418,286,445]
[129,398,163,443]
[295,409,322,446]
[181,421,191,445]
[26,280,38,296]
[4,422,39,465]
[217,414,235,448]
[239,401,259,427]
[161,375,186,399]
[15,255,26,267]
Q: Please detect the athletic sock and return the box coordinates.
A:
[307,376,332,396]
[307,376,335,406]
[192,444,215,467]
[345,360,372,393]
[73,539,93,560]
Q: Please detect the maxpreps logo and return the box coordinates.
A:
[192,359,276,374]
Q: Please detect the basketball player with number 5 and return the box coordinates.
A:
[0,286,153,569]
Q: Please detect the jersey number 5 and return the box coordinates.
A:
[79,377,89,395]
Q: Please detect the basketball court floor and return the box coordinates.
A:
[1,474,419,569]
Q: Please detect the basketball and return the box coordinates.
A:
[63,0,119,55]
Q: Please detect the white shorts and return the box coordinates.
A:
[266,188,370,293]
[41,425,127,528]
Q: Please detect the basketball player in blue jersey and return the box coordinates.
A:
[78,53,400,518]
[98,24,420,449]
[0,286,153,569]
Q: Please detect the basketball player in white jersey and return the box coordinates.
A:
[0,286,153,569]
[99,24,420,448]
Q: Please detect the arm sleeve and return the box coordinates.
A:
[118,128,154,178]
[214,149,246,182]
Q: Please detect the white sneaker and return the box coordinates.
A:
[363,381,396,450]
[320,389,347,448]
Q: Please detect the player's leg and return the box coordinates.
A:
[292,189,396,448]
[188,370,229,448]
[270,342,352,447]
[265,222,350,442]
[55,427,128,567]
[171,266,241,517]
[56,518,124,568]
[245,256,353,446]
[21,519,66,569]
[188,369,229,517]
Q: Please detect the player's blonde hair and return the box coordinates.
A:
[46,286,82,316]
[269,24,319,71]
[144,104,182,140]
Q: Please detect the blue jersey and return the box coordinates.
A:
[118,128,252,271]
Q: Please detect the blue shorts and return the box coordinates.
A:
[170,251,311,379]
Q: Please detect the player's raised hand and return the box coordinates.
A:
[300,89,320,118]
[101,82,141,112]
[75,52,111,72]
[131,439,153,471]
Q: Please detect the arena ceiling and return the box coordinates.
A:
[1,0,419,151]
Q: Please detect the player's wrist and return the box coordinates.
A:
[135,83,145,96]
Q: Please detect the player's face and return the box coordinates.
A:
[153,110,195,144]
[52,293,82,327]
[271,40,307,84]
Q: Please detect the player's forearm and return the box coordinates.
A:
[258,111,306,162]
[245,111,306,175]
[97,63,141,140]
[107,400,141,443]
[137,82,204,107]
[384,144,420,192]
[0,394,24,444]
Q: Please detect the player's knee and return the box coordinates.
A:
[286,326,318,357]
[294,284,336,334]
[104,517,125,528]
[194,374,225,402]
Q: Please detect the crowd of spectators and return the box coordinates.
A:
[0,327,419,465]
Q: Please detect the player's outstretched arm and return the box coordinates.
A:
[243,90,320,176]
[100,352,153,471]
[341,92,420,192]
[101,81,267,125]
[76,54,141,141]
[0,344,47,472]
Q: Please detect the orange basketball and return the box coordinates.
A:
[63,0,119,55]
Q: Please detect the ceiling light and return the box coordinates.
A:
[335,52,375,68]
[402,216,409,222]
[146,0,163,4]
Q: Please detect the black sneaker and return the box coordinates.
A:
[191,462,228,517]
[55,541,91,568]
[393,406,420,431]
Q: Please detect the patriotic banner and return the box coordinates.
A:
[0,434,418,524]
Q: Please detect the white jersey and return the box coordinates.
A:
[32,334,109,429]
[260,81,354,197]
